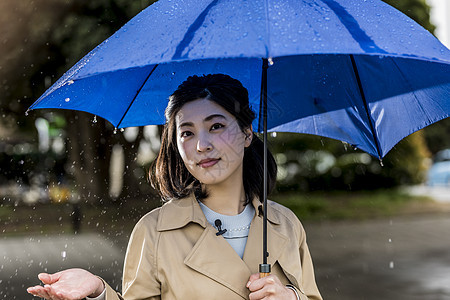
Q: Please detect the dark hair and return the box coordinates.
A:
[150,74,277,204]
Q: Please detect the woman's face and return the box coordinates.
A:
[175,98,252,186]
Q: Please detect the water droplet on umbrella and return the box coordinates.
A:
[67,80,74,85]
[65,98,70,102]
[268,57,274,66]
[113,128,118,134]
[93,116,97,123]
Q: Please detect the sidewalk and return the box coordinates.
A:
[1,212,449,299]
[306,213,450,299]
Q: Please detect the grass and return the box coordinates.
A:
[0,189,442,237]
[271,189,435,221]
[0,195,161,238]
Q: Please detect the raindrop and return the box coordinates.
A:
[113,128,118,134]
[268,57,274,66]
[25,110,30,116]
[61,251,67,259]
[389,261,394,269]
[67,80,74,85]
[342,142,348,151]
[388,238,392,243]
[93,115,97,123]
[271,132,277,138]
[120,128,125,132]
[65,98,70,102]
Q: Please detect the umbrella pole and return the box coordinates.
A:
[259,58,271,278]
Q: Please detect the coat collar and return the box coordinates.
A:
[157,193,281,232]
[156,194,288,299]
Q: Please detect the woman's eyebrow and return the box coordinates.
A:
[178,121,193,129]
[204,114,227,122]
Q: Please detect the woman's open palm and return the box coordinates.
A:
[27,268,104,300]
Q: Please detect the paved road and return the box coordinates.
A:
[306,214,450,299]
[1,213,450,299]
[0,233,124,300]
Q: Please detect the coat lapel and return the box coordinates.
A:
[184,225,252,298]
[243,200,289,274]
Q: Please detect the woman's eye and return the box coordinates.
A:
[180,131,193,138]
[211,123,225,131]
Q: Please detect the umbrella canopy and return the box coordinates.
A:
[29,0,450,160]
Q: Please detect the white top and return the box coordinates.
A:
[198,201,255,258]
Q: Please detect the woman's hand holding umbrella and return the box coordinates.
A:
[27,268,104,300]
[247,273,298,300]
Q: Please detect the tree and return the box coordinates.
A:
[0,0,157,203]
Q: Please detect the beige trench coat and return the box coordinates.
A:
[103,194,322,300]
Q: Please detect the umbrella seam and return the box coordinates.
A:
[263,0,271,58]
[172,0,220,60]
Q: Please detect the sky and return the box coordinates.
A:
[428,0,450,48]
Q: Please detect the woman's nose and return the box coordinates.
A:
[197,135,213,152]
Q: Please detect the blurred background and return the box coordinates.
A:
[1,0,450,299]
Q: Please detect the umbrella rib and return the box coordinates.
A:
[349,55,383,160]
[116,64,159,128]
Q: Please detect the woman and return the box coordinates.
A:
[27,74,322,300]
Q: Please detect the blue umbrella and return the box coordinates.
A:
[29,0,450,274]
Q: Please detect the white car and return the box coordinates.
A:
[427,149,450,187]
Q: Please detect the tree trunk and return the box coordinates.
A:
[119,127,146,200]
[66,112,112,204]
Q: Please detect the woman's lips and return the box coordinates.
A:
[197,158,220,168]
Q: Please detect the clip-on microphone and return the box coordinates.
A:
[215,219,227,236]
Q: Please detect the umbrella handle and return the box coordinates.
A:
[259,263,271,278]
